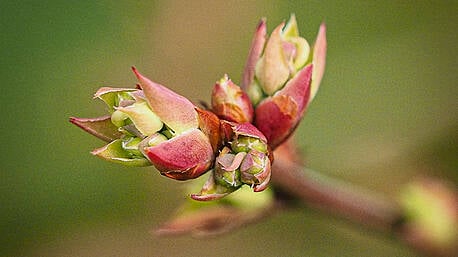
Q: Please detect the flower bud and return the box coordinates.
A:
[211,74,253,123]
[241,15,327,149]
[239,149,271,192]
[254,21,291,96]
[254,64,313,148]
[141,128,214,180]
[231,135,268,153]
[213,147,245,188]
[191,122,272,201]
[70,68,215,180]
[400,177,458,253]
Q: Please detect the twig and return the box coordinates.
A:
[270,146,457,257]
[271,156,403,232]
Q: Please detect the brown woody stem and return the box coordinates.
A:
[271,150,457,257]
[271,157,403,232]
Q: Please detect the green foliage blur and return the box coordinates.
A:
[1,1,456,256]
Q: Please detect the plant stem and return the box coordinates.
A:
[271,156,403,232]
[271,148,458,257]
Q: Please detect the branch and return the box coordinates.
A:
[270,143,457,257]
[271,157,402,231]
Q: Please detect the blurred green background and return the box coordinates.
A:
[1,1,456,256]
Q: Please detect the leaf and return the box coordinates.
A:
[69,116,122,142]
[91,139,151,166]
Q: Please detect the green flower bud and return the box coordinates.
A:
[231,135,268,154]
[214,148,245,188]
[240,150,271,192]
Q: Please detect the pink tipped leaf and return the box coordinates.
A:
[69,116,122,142]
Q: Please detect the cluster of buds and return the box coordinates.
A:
[191,121,272,200]
[71,68,215,180]
[70,15,326,201]
[242,15,326,148]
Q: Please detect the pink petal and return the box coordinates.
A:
[220,121,267,143]
[232,122,267,142]
[310,23,327,102]
[132,67,198,134]
[142,128,213,180]
[196,108,221,153]
[211,75,254,123]
[255,22,290,95]
[253,160,271,192]
[254,96,297,149]
[277,63,313,115]
[241,18,267,90]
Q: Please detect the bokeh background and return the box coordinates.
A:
[1,1,456,256]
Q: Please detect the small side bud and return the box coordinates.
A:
[214,148,245,189]
[240,149,271,192]
[211,74,254,123]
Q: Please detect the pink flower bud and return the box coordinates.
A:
[71,68,215,179]
[213,147,245,188]
[211,74,254,123]
[240,149,271,192]
[241,15,327,149]
[191,122,271,201]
